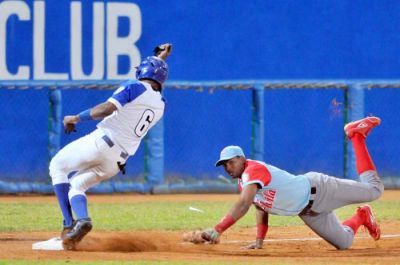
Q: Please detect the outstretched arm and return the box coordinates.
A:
[228,183,259,220]
[63,101,117,134]
[202,183,259,243]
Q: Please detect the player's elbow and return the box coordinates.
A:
[103,104,116,116]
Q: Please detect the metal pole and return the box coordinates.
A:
[345,83,364,180]
[251,84,265,161]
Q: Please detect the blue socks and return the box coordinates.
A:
[53,183,74,227]
[54,184,89,224]
[70,194,89,220]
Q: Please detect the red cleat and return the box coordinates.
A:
[344,116,381,139]
[357,205,381,240]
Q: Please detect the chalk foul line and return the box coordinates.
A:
[221,234,400,244]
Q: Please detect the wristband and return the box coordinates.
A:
[256,223,268,239]
[78,109,93,121]
[215,214,236,233]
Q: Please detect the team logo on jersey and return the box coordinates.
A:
[255,189,277,210]
[241,172,249,183]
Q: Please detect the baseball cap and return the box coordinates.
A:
[215,145,245,167]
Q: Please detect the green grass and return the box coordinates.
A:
[0,196,398,265]
[0,198,399,232]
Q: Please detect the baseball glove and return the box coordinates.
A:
[182,230,207,244]
[63,115,79,134]
[64,123,77,134]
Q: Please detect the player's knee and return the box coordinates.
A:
[69,177,89,194]
[334,239,352,250]
[68,187,86,200]
[49,157,68,185]
[336,243,351,250]
[49,153,67,173]
[331,230,354,250]
[360,171,384,201]
[370,183,384,201]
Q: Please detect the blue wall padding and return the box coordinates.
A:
[0,181,53,194]
[0,89,49,182]
[152,182,238,194]
[263,88,345,177]
[365,88,400,180]
[2,84,400,193]
[87,181,150,194]
[163,88,253,181]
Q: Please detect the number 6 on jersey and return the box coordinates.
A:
[135,109,155,137]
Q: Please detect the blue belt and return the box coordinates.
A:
[101,135,128,159]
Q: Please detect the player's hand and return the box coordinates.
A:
[201,228,220,244]
[154,43,172,61]
[63,115,79,134]
[240,239,263,249]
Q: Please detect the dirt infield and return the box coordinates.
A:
[1,192,400,264]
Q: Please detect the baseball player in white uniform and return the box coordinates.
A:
[201,116,383,250]
[49,43,172,250]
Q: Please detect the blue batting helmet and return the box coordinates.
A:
[136,56,169,86]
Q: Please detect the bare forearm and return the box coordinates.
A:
[229,184,258,221]
[229,200,252,220]
[63,101,116,134]
[74,102,116,122]
[213,184,258,236]
[89,102,115,120]
[213,196,252,234]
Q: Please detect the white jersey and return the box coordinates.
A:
[97,80,165,155]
